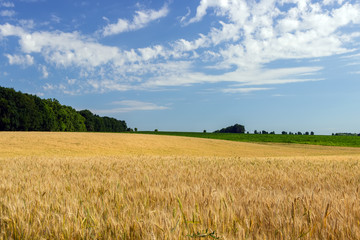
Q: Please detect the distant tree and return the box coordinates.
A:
[203,130,207,133]
[262,130,268,134]
[247,131,249,134]
[254,130,258,134]
[311,131,314,135]
[282,131,287,135]
[215,124,245,134]
[298,132,302,135]
[134,128,138,132]
[305,132,309,135]
[270,131,275,134]
[154,129,158,132]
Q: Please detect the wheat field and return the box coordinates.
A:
[1,132,360,239]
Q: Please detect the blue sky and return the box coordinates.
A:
[1,0,360,134]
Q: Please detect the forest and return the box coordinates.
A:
[0,86,127,132]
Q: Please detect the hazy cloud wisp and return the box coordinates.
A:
[94,100,169,114]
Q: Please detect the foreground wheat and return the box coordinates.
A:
[1,133,360,239]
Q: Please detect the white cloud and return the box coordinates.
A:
[272,94,289,97]
[15,30,122,67]
[0,23,25,36]
[51,14,61,24]
[5,54,34,66]
[18,19,35,29]
[142,66,323,89]
[0,10,15,17]
[1,2,15,7]
[222,87,272,94]
[179,7,191,24]
[138,45,168,61]
[43,83,56,91]
[94,100,169,114]
[323,0,345,5]
[186,0,225,24]
[19,0,45,2]
[170,0,360,78]
[39,64,49,78]
[0,20,328,93]
[86,80,134,92]
[67,77,77,85]
[341,51,360,58]
[101,4,169,36]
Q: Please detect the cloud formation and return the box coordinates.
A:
[5,54,34,66]
[94,100,169,114]
[0,9,15,17]
[0,1,359,95]
[182,0,360,68]
[221,87,272,94]
[39,64,48,78]
[0,1,15,8]
[101,4,169,36]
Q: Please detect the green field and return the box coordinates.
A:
[137,131,360,147]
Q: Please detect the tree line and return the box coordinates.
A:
[253,130,315,135]
[213,123,316,136]
[0,86,127,132]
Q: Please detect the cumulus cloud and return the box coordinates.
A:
[5,54,34,66]
[186,0,225,24]
[183,0,360,70]
[13,30,122,68]
[0,23,25,36]
[101,4,169,36]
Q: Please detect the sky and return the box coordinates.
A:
[1,0,360,134]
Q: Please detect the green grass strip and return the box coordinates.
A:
[135,131,360,148]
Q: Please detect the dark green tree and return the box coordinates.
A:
[216,124,245,134]
[0,86,126,132]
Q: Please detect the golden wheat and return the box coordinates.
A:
[1,132,360,239]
